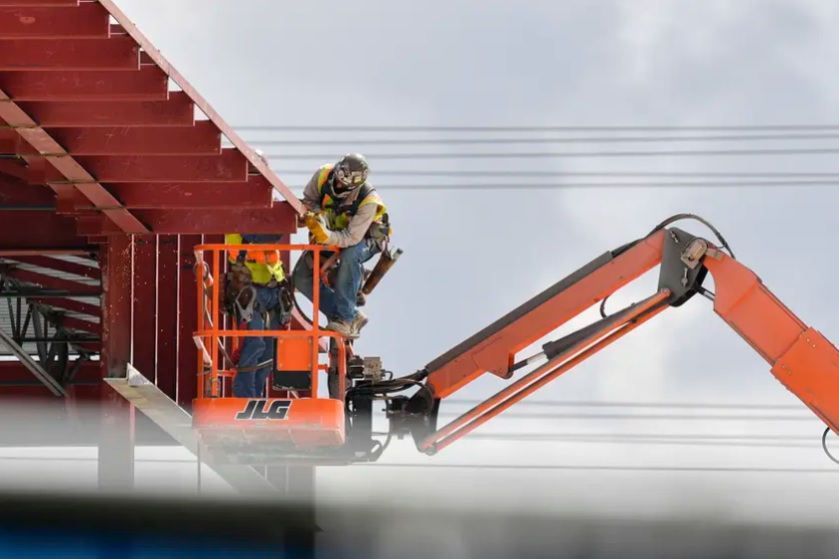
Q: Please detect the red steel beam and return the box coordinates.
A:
[98,0,304,215]
[155,234,178,397]
[16,92,194,128]
[0,127,14,152]
[0,89,149,234]
[0,159,27,181]
[72,177,273,211]
[0,178,55,206]
[4,268,100,295]
[110,179,273,209]
[0,3,110,39]
[77,205,297,236]
[0,211,91,250]
[177,234,199,409]
[52,183,97,216]
[101,235,132,378]
[69,149,249,183]
[0,37,140,71]
[0,66,169,101]
[29,297,99,317]
[0,250,92,256]
[47,121,222,156]
[0,1,79,5]
[132,235,156,380]
[5,255,99,280]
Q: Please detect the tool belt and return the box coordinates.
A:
[223,263,293,326]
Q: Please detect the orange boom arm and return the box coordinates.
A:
[382,215,839,458]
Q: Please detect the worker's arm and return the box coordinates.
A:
[377,215,839,458]
[324,203,377,248]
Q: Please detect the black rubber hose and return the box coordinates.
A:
[648,212,736,259]
[822,427,839,465]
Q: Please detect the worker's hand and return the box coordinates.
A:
[304,212,329,244]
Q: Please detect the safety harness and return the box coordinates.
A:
[315,163,391,242]
[223,234,293,327]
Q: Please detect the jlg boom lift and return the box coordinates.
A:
[190,214,839,466]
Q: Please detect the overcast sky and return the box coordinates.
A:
[88,0,839,523]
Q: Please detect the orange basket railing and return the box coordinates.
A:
[192,243,347,402]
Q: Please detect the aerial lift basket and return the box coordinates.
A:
[190,243,350,465]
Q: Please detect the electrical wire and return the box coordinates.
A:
[357,463,839,473]
[436,412,816,422]
[466,432,817,442]
[282,180,839,191]
[270,170,839,178]
[444,399,802,410]
[461,434,814,449]
[234,125,839,132]
[247,133,839,146]
[266,148,839,160]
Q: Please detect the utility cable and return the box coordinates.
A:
[443,399,802,410]
[270,170,839,179]
[357,463,839,473]
[248,133,839,146]
[266,148,839,160]
[461,434,814,449]
[436,411,817,422]
[284,180,839,191]
[234,124,839,132]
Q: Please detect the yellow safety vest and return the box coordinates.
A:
[316,163,388,232]
[224,233,285,285]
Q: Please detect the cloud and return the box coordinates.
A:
[111,0,839,506]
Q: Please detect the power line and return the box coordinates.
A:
[280,180,839,191]
[444,399,802,410]
[265,147,839,160]
[248,133,839,146]
[437,412,815,422]
[235,125,839,132]
[271,170,839,179]
[359,463,839,473]
[467,432,816,442]
[464,434,814,449]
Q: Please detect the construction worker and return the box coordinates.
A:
[294,153,390,338]
[224,233,292,398]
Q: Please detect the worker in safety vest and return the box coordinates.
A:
[224,233,291,398]
[295,153,390,338]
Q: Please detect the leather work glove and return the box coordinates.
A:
[304,211,330,244]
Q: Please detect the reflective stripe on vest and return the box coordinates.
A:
[224,233,284,284]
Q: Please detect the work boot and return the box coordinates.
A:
[326,319,356,339]
[351,311,369,336]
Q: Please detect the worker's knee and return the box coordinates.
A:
[239,334,266,362]
[340,242,367,264]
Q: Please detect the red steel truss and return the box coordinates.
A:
[0,1,311,455]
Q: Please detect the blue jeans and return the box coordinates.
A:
[233,285,280,398]
[293,239,379,323]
